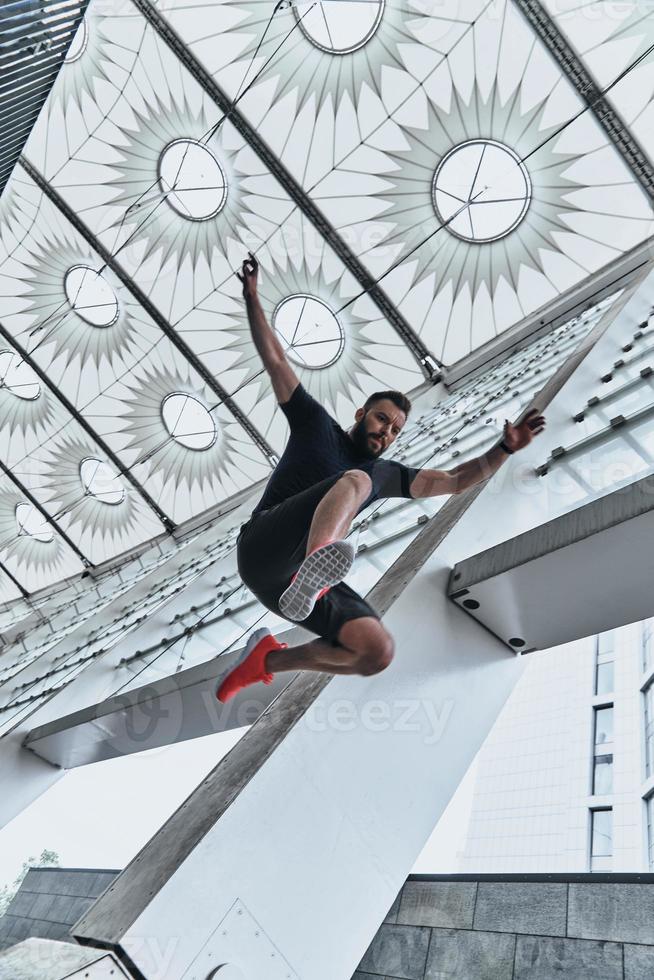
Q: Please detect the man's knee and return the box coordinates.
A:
[358,632,395,676]
[341,469,373,499]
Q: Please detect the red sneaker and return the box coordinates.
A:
[216,628,288,704]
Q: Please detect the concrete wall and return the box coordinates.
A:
[0,868,119,951]
[354,874,654,979]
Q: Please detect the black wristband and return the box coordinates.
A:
[499,439,514,455]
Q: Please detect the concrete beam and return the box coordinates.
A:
[449,470,654,653]
[23,646,291,769]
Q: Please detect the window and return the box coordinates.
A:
[643,620,654,674]
[590,808,613,868]
[597,631,614,657]
[645,684,654,779]
[593,754,613,795]
[596,661,614,696]
[595,632,614,695]
[648,796,654,872]
[594,706,614,747]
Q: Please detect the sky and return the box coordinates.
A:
[0,729,477,890]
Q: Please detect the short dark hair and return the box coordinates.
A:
[363,390,411,419]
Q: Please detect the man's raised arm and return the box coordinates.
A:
[409,409,546,498]
[237,252,300,405]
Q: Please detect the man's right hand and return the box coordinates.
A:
[236,252,259,300]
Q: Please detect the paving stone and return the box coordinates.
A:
[425,927,515,980]
[474,882,567,936]
[624,944,654,980]
[514,935,623,980]
[358,924,431,980]
[569,884,654,945]
[399,881,477,929]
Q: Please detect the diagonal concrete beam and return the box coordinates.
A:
[23,646,291,769]
[449,470,654,653]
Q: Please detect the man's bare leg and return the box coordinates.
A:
[265,617,394,677]
[305,470,372,556]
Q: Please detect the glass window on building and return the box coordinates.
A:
[648,796,654,872]
[593,754,613,796]
[591,808,613,859]
[643,620,654,673]
[596,661,614,696]
[645,684,654,779]
[595,633,615,695]
[597,631,614,657]
[594,705,614,747]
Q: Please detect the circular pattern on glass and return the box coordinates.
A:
[432,139,532,243]
[161,393,217,450]
[15,504,54,543]
[294,0,384,55]
[80,458,125,505]
[158,139,227,221]
[64,266,119,327]
[273,295,345,370]
[64,19,88,63]
[0,351,41,400]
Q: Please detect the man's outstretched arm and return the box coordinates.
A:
[409,409,546,498]
[237,252,299,404]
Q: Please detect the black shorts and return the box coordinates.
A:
[236,473,380,643]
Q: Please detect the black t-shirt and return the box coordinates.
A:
[252,384,420,515]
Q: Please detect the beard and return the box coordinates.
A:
[350,416,383,460]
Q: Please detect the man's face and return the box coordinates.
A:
[350,398,407,459]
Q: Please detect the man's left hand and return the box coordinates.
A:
[502,408,546,452]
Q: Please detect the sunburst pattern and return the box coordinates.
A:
[0,175,162,404]
[0,479,84,591]
[0,0,653,594]
[158,0,475,120]
[84,349,272,524]
[37,434,165,563]
[0,352,58,445]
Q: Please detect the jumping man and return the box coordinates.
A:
[217,254,546,702]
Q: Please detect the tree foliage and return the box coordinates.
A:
[0,849,60,917]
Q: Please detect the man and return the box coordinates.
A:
[217,254,545,702]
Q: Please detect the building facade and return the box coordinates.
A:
[461,620,654,873]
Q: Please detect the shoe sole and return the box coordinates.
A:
[216,627,270,701]
[278,540,356,622]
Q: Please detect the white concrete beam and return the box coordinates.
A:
[449,471,654,652]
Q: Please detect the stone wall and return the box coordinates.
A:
[0,867,119,951]
[353,874,654,980]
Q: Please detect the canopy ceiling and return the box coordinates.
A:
[0,0,653,594]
